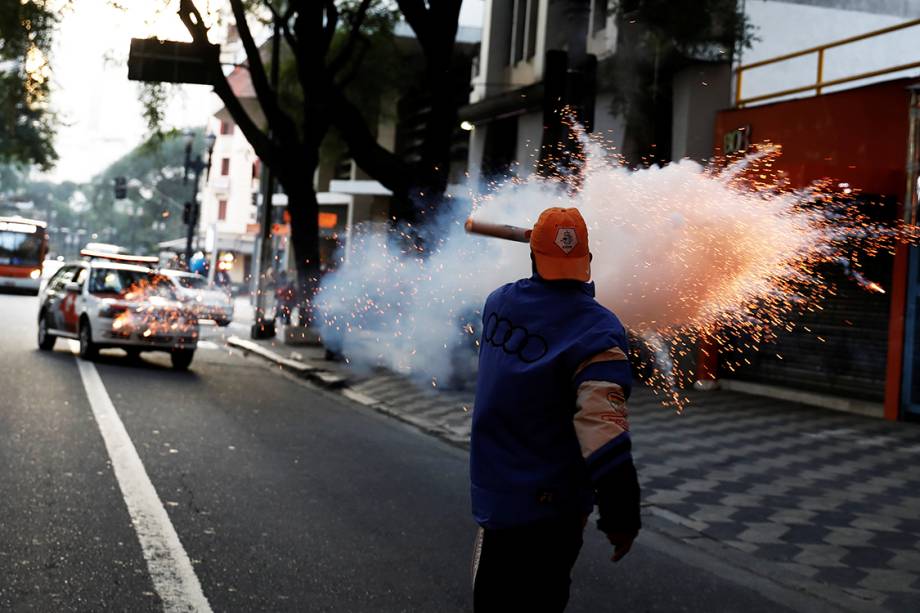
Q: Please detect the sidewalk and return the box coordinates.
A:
[230,333,920,612]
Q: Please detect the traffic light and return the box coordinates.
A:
[182,201,192,224]
[114,176,127,200]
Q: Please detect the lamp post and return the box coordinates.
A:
[183,130,217,270]
[250,21,281,340]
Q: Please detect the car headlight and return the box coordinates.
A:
[29,269,41,279]
[99,304,128,318]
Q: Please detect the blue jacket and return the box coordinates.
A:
[470,275,634,530]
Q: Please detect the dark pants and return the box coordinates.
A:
[472,516,584,613]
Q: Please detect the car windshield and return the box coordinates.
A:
[89,268,177,300]
[174,274,208,290]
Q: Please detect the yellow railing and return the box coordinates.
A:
[735,17,920,107]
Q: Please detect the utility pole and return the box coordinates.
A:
[250,21,281,340]
[183,132,216,270]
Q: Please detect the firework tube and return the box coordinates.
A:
[464,217,532,243]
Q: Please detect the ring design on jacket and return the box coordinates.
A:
[483,312,548,363]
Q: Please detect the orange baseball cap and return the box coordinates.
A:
[530,207,591,282]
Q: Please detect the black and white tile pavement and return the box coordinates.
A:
[348,373,920,611]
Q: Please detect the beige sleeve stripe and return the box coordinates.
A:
[573,346,628,380]
[573,380,629,459]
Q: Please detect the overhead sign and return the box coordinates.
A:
[127,38,220,85]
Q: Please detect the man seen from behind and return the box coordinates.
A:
[470,207,641,612]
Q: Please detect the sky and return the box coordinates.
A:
[44,0,484,184]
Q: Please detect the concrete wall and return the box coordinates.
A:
[514,112,545,178]
[777,0,920,16]
[672,62,734,161]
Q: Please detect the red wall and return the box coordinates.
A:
[715,78,914,196]
[715,78,918,420]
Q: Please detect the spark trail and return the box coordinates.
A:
[316,140,917,409]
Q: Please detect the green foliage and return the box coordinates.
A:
[82,129,207,254]
[612,0,754,60]
[138,82,173,141]
[0,0,58,168]
[603,0,755,162]
[1,129,201,257]
[274,1,407,164]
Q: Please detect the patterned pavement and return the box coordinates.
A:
[347,373,920,612]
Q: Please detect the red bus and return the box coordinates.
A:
[0,216,49,293]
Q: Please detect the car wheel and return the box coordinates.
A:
[216,319,231,327]
[37,312,56,351]
[79,320,98,360]
[171,348,194,370]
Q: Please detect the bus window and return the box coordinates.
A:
[0,231,42,266]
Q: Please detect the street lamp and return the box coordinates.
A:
[183,130,217,270]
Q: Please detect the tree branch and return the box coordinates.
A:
[397,0,462,61]
[333,37,371,88]
[176,0,276,167]
[328,88,410,196]
[328,0,372,74]
[265,2,299,52]
[395,0,433,54]
[226,0,299,144]
[322,0,339,54]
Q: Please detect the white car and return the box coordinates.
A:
[37,259,199,369]
[160,269,234,326]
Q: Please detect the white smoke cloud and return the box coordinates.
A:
[315,141,892,394]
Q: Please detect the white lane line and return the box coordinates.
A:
[75,355,212,613]
[196,340,219,350]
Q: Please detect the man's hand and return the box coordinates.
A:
[606,531,636,562]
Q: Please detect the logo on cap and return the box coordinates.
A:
[554,228,578,254]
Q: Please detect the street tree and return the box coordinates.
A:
[84,130,205,255]
[172,0,464,321]
[0,1,58,168]
[604,0,754,164]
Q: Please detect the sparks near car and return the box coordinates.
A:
[37,250,199,369]
[0,217,48,293]
[160,269,234,327]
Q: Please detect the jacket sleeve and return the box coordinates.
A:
[572,345,641,535]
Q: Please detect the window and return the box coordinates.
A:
[218,199,228,221]
[593,0,608,34]
[252,159,261,180]
[220,121,234,135]
[526,0,539,59]
[49,266,76,291]
[0,229,42,266]
[89,269,176,300]
[512,0,527,64]
[220,158,230,176]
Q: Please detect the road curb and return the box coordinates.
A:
[227,336,347,389]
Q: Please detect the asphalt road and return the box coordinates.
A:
[0,291,824,612]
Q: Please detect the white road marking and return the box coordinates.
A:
[74,354,212,613]
[196,340,219,350]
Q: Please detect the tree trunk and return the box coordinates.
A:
[415,60,458,208]
[276,156,321,327]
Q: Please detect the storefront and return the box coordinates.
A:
[714,78,920,420]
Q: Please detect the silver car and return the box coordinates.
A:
[160,269,234,327]
[37,260,199,369]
